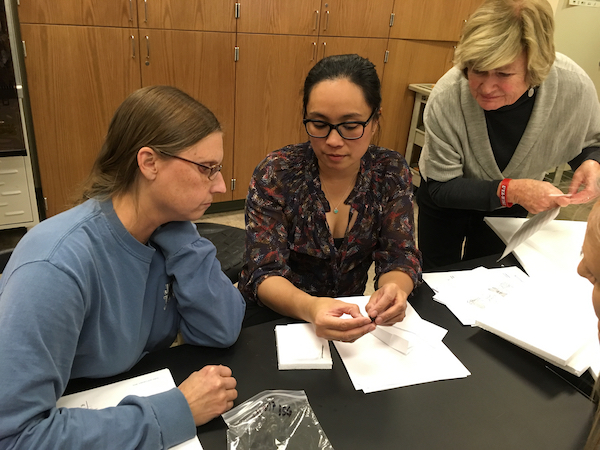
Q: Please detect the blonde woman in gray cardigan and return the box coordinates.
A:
[417,0,600,270]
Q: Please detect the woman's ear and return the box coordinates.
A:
[371,107,382,134]
[137,147,159,181]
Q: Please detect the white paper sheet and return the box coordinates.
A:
[475,273,596,374]
[57,369,203,450]
[275,323,332,370]
[485,216,587,279]
[498,207,560,261]
[334,296,470,393]
[430,266,529,326]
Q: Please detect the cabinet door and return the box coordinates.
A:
[140,30,236,202]
[316,37,387,79]
[379,39,455,155]
[18,0,136,27]
[233,34,315,201]
[137,0,235,32]
[237,0,321,35]
[21,24,141,216]
[319,0,394,38]
[390,0,478,42]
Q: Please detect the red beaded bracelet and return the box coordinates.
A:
[499,178,513,208]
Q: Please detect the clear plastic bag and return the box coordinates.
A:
[222,390,334,450]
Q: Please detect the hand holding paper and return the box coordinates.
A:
[365,270,413,326]
[506,179,569,214]
[311,297,375,342]
[567,159,600,204]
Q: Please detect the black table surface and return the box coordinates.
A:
[66,255,596,449]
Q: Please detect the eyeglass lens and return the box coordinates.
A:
[305,121,365,140]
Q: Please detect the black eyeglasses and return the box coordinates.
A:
[303,109,377,140]
[154,149,223,180]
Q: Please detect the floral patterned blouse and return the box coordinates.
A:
[238,142,422,304]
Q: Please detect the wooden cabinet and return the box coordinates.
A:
[140,29,236,202]
[18,0,137,27]
[137,0,235,32]
[314,36,387,75]
[233,34,314,199]
[20,24,141,216]
[379,39,455,156]
[319,0,394,38]
[19,0,482,215]
[390,0,479,42]
[236,0,321,35]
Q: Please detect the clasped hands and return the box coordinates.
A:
[310,282,408,342]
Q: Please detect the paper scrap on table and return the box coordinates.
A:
[57,369,202,450]
[335,296,469,393]
[275,323,332,370]
[498,206,560,261]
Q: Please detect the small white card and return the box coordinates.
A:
[275,323,332,370]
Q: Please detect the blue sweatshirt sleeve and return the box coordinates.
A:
[150,221,246,348]
[0,262,196,449]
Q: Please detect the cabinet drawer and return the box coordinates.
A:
[0,157,34,225]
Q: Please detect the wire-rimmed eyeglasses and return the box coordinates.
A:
[154,148,223,180]
[303,109,377,140]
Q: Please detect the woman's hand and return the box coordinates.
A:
[310,297,375,342]
[365,282,409,326]
[505,179,571,214]
[568,160,600,204]
[178,365,238,426]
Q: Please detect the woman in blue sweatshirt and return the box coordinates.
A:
[0,85,246,449]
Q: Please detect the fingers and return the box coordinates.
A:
[568,186,598,205]
[366,284,408,326]
[179,365,238,426]
[316,320,375,342]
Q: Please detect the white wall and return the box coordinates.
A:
[553,0,600,100]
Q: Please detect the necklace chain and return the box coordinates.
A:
[321,177,355,214]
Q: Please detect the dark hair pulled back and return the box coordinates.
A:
[302,54,381,120]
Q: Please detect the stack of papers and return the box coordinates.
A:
[333,296,470,393]
[275,323,332,370]
[57,369,203,450]
[447,215,600,377]
[423,266,529,326]
[475,272,597,376]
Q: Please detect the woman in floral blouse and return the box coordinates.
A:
[238,54,422,342]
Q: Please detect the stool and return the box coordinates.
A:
[0,248,13,273]
[195,222,245,284]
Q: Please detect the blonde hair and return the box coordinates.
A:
[80,85,220,203]
[454,0,555,87]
